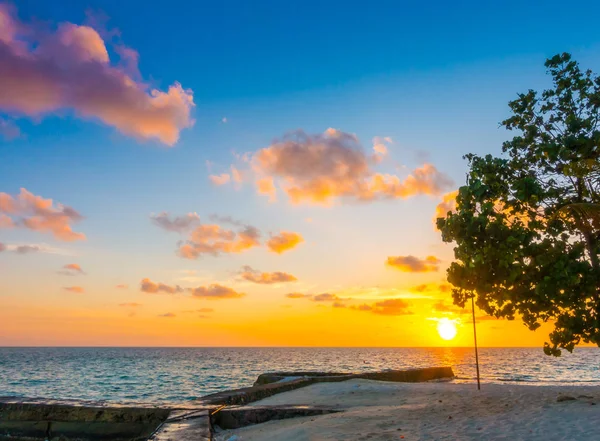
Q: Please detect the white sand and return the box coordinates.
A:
[214,379,600,441]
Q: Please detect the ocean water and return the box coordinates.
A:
[0,347,599,405]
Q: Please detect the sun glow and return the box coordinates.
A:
[437,318,457,341]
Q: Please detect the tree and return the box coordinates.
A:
[437,53,600,356]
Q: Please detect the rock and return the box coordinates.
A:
[557,395,577,402]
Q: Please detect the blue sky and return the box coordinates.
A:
[2,0,600,345]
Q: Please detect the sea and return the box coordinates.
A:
[0,347,599,405]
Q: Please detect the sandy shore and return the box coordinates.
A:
[214,379,600,441]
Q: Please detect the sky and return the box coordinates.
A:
[2,0,600,347]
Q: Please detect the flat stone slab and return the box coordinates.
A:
[212,405,340,430]
[201,367,454,406]
[149,410,211,441]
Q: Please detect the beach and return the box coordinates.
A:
[214,379,600,441]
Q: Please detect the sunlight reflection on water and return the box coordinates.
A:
[0,347,598,404]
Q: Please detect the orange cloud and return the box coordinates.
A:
[115,284,129,289]
[285,292,346,303]
[285,292,312,299]
[0,188,85,241]
[432,300,468,315]
[58,263,85,275]
[140,278,183,294]
[313,293,342,302]
[434,190,459,228]
[119,302,142,307]
[256,177,277,202]
[213,129,452,205]
[0,5,194,145]
[210,174,231,186]
[179,224,261,259]
[64,286,85,294]
[410,283,451,293]
[240,266,297,284]
[158,312,176,318]
[352,299,413,316]
[386,255,440,273]
[188,284,245,300]
[267,231,304,254]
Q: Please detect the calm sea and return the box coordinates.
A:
[0,347,598,405]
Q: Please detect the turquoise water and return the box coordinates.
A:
[0,347,598,404]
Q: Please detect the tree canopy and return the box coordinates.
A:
[437,53,600,356]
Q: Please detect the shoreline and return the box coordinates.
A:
[2,366,600,440]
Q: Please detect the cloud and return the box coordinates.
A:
[140,278,183,294]
[188,284,245,299]
[3,242,72,255]
[208,214,244,226]
[115,284,128,289]
[0,4,194,145]
[386,255,440,273]
[64,286,85,293]
[313,293,342,302]
[284,292,347,303]
[213,129,452,205]
[0,188,85,241]
[0,214,14,228]
[432,300,468,315]
[285,292,312,299]
[151,212,200,233]
[119,302,142,307]
[210,173,231,186]
[256,177,277,202]
[410,283,451,294]
[352,299,413,316]
[158,312,176,318]
[13,244,42,254]
[267,231,304,254]
[371,136,392,162]
[179,223,261,259]
[240,266,297,284]
[58,263,85,275]
[332,301,347,308]
[198,307,214,313]
[0,117,20,140]
[0,242,4,252]
[222,117,228,123]
[154,212,299,259]
[434,190,459,228]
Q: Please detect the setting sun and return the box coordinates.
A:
[437,318,457,341]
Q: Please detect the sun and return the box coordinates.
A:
[437,318,457,341]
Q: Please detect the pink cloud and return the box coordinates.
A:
[0,4,194,145]
[0,188,85,241]
[210,173,231,186]
[58,263,85,275]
